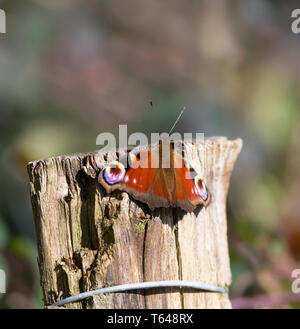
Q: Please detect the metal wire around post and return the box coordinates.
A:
[51,280,227,307]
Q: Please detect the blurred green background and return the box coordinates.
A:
[0,0,300,309]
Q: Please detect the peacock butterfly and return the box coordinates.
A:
[98,136,210,212]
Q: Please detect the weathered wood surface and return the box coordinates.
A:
[27,137,242,309]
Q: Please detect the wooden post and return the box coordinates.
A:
[27,137,242,309]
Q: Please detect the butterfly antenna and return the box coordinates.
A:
[168,106,187,135]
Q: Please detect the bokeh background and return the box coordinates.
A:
[0,0,300,309]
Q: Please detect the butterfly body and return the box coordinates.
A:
[99,138,210,212]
